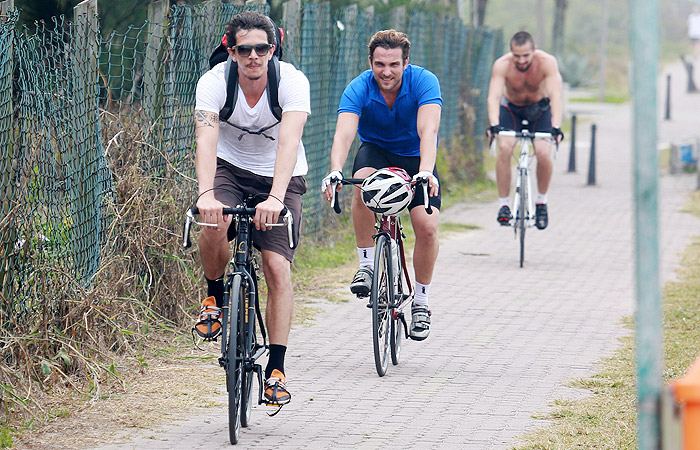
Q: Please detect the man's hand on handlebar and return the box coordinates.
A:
[412,171,439,197]
[486,124,504,145]
[321,170,343,202]
[551,127,564,144]
[254,195,285,232]
[196,192,230,231]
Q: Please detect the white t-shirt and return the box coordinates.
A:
[689,12,700,39]
[195,60,311,177]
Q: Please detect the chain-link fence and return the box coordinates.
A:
[0,0,500,331]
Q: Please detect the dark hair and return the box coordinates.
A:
[368,29,410,62]
[225,11,276,49]
[510,31,535,49]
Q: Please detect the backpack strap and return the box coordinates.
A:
[267,56,282,122]
[221,55,281,124]
[219,56,239,122]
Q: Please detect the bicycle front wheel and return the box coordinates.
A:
[518,169,527,268]
[371,234,392,377]
[227,274,244,445]
[240,270,257,428]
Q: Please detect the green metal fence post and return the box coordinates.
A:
[0,4,16,319]
[630,0,662,448]
[143,0,169,124]
[72,0,102,283]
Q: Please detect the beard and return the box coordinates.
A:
[516,62,532,72]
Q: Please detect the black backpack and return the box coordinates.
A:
[208,19,283,123]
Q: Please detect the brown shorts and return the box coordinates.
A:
[214,158,306,262]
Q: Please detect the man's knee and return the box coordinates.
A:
[200,226,229,251]
[411,215,439,242]
[263,252,291,284]
[534,142,553,159]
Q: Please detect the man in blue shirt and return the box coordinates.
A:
[322,29,442,341]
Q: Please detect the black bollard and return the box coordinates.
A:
[681,55,698,93]
[568,114,577,172]
[587,124,597,186]
[664,74,671,120]
[690,64,698,92]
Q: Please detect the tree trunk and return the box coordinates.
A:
[536,0,546,49]
[551,0,567,58]
[473,0,487,27]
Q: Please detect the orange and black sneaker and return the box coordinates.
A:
[264,369,291,405]
[193,296,222,341]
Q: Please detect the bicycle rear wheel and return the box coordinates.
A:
[371,234,392,377]
[518,169,527,268]
[227,274,244,445]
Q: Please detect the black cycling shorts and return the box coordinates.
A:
[499,97,552,133]
[213,158,306,262]
[352,142,441,212]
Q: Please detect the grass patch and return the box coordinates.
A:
[514,192,700,449]
[569,94,630,104]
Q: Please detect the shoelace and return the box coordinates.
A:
[200,305,221,319]
[266,375,288,395]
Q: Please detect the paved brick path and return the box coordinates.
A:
[94,63,700,449]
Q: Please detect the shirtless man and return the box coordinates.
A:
[486,31,563,230]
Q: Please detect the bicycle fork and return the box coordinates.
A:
[513,147,533,233]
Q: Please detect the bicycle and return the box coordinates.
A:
[492,120,554,267]
[182,194,295,445]
[329,170,432,377]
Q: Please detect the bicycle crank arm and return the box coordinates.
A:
[398,312,409,339]
[254,364,265,405]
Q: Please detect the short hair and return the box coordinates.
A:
[368,29,411,62]
[225,11,275,49]
[510,31,535,49]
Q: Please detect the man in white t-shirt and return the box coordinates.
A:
[689,5,700,59]
[193,11,310,406]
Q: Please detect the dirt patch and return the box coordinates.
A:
[12,341,223,449]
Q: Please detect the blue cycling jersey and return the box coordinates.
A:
[338,64,442,157]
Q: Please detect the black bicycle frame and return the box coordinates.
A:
[216,200,268,401]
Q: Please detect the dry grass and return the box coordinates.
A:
[0,111,205,446]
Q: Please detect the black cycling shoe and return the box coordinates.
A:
[535,203,548,230]
[497,205,512,226]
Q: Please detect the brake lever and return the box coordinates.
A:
[330,179,341,214]
[421,178,433,215]
[183,209,194,249]
[285,209,294,249]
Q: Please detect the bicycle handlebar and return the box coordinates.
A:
[182,205,295,250]
[497,130,553,140]
[329,176,432,216]
[490,130,559,157]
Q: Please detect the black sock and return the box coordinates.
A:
[265,344,287,379]
[206,275,225,308]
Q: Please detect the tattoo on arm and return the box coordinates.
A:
[194,110,219,128]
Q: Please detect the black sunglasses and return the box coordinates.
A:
[234,44,273,58]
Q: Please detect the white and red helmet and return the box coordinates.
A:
[361,167,413,215]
